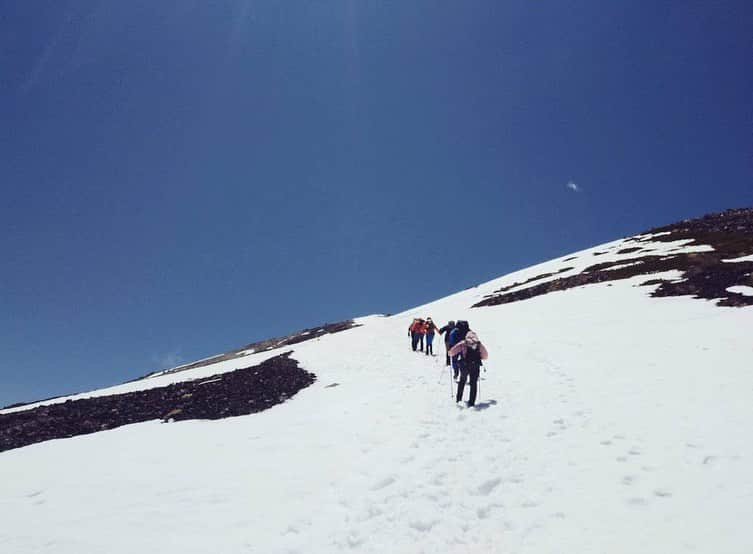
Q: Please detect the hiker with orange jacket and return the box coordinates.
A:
[409,318,424,352]
[423,317,439,356]
[408,319,419,350]
[416,318,426,352]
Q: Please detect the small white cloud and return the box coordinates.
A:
[155,351,183,370]
[566,181,581,193]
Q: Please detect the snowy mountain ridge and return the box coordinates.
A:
[1,208,752,553]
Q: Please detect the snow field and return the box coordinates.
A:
[723,254,753,263]
[727,285,753,296]
[1,245,753,553]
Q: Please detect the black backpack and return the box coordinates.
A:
[460,343,482,371]
[455,320,470,341]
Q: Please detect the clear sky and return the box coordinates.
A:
[1,1,751,407]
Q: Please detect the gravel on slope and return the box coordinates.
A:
[0,352,314,454]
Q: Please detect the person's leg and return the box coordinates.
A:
[468,366,480,406]
[411,332,418,351]
[456,368,468,402]
[419,335,424,352]
[451,355,460,379]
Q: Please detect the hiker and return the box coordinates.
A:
[416,318,426,352]
[409,318,417,350]
[409,319,421,351]
[448,320,470,380]
[438,320,455,366]
[423,317,439,356]
[448,330,488,407]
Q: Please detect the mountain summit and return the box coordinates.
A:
[2,208,752,553]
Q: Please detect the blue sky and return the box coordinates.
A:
[1,1,751,406]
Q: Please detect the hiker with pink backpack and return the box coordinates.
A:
[448,330,488,407]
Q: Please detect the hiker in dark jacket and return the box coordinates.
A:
[448,320,470,380]
[423,317,439,356]
[438,320,455,366]
[448,331,488,407]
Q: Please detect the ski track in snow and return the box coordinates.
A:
[1,237,753,553]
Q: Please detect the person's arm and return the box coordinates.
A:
[479,343,489,360]
[448,342,464,357]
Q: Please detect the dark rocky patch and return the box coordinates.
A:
[639,279,665,287]
[488,267,574,295]
[3,319,359,412]
[135,319,359,381]
[475,208,753,308]
[582,259,644,273]
[563,256,577,262]
[617,247,643,254]
[0,353,314,454]
[1,394,70,411]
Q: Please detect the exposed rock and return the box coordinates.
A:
[475,208,753,308]
[490,267,575,294]
[132,319,358,381]
[3,320,359,413]
[0,353,315,454]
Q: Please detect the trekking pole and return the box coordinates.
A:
[478,364,487,402]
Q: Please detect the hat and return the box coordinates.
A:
[465,331,479,348]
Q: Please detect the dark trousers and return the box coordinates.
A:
[451,353,461,378]
[456,365,480,406]
[411,332,420,351]
[445,342,451,366]
[418,334,424,352]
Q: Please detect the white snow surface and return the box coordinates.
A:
[727,285,753,297]
[723,254,753,263]
[2,237,753,554]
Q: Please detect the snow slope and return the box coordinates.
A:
[2,236,753,554]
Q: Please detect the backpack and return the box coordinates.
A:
[460,343,482,371]
[455,320,469,341]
